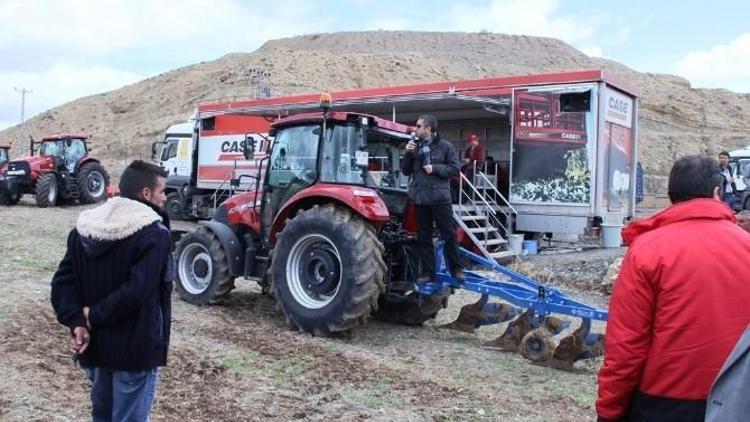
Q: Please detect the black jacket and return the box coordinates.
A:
[720,164,736,194]
[51,197,173,371]
[401,133,459,205]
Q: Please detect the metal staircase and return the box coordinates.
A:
[453,165,518,262]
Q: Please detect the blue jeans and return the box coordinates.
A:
[724,193,737,210]
[85,367,159,422]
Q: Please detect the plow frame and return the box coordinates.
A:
[416,242,608,323]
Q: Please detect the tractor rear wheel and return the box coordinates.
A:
[166,192,188,220]
[78,162,110,204]
[270,204,385,335]
[35,173,58,208]
[175,226,235,305]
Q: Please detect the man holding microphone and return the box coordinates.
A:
[401,115,464,283]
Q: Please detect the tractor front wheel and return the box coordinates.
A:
[270,204,385,335]
[77,162,110,204]
[35,173,58,208]
[175,227,235,305]
[0,189,21,205]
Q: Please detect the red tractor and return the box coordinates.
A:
[173,106,610,368]
[174,109,452,333]
[0,133,110,207]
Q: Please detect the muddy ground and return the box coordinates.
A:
[0,197,626,421]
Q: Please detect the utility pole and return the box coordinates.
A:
[14,87,32,136]
[248,69,272,99]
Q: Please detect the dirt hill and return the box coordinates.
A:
[2,31,749,199]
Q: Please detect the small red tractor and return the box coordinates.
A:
[0,133,110,207]
[174,101,607,367]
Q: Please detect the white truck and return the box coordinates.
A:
[151,116,270,219]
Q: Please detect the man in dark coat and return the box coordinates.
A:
[401,114,464,282]
[51,160,172,421]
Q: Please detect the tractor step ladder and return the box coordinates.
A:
[453,169,518,261]
[65,174,80,200]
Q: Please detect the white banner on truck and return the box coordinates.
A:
[604,87,633,129]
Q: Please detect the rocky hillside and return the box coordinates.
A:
[2,31,749,198]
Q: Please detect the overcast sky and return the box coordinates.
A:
[1,0,748,130]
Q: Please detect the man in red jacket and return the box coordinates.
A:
[461,133,484,181]
[597,155,750,422]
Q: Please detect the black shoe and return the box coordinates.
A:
[416,276,434,284]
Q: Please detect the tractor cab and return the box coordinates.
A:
[234,111,414,241]
[268,113,408,201]
[37,133,89,173]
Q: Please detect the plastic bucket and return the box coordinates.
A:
[508,234,524,254]
[522,240,538,255]
[601,224,623,248]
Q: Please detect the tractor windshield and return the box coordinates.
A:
[39,140,63,157]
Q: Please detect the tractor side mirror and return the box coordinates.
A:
[243,135,256,160]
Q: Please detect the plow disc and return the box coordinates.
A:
[519,319,605,369]
[420,242,608,369]
[481,309,566,352]
[439,294,518,333]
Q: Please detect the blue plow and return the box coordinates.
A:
[417,242,608,369]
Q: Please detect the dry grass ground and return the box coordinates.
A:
[0,197,620,421]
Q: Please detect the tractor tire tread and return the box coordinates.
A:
[175,226,235,305]
[270,204,385,335]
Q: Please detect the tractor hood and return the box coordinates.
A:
[10,154,54,173]
[76,197,163,258]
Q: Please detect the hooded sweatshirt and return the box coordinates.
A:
[597,198,750,420]
[51,197,173,371]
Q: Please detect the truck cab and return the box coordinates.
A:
[152,122,194,178]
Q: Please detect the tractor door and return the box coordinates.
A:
[64,139,87,173]
[261,124,321,236]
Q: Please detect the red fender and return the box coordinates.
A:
[269,183,390,246]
